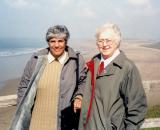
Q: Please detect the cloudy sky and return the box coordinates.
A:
[0,0,160,41]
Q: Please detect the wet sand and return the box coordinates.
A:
[0,79,19,130]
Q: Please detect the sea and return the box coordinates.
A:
[0,38,46,57]
[0,38,95,88]
[0,38,45,87]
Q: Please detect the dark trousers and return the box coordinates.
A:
[61,106,80,130]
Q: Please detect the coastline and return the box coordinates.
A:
[0,79,19,130]
[0,53,31,85]
[0,78,20,96]
[0,106,16,130]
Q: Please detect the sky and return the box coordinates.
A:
[0,0,160,41]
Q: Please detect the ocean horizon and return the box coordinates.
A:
[0,38,97,57]
[0,38,95,88]
[0,38,158,88]
[0,38,46,57]
[1,38,156,58]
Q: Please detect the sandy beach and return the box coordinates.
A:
[0,41,160,130]
[0,79,20,96]
[0,54,31,130]
[0,79,20,130]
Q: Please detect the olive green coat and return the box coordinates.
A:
[79,51,147,130]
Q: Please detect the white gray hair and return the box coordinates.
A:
[95,23,121,47]
[46,25,70,43]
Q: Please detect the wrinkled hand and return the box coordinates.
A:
[73,95,82,113]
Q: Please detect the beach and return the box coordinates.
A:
[0,53,32,130]
[0,40,160,130]
[0,79,19,130]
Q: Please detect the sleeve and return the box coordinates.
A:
[17,54,37,104]
[121,63,147,130]
[73,54,87,97]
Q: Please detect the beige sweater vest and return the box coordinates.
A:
[29,60,62,130]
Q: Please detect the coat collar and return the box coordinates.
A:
[91,51,126,76]
[112,50,126,69]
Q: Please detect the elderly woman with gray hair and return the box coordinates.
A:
[9,25,86,130]
[78,23,147,130]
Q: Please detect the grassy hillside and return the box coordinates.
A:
[145,105,160,118]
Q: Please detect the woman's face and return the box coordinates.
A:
[97,31,118,59]
[48,37,66,59]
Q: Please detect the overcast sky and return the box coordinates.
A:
[0,0,160,41]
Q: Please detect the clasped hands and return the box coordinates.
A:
[73,95,82,113]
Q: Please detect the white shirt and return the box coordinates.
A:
[47,51,68,65]
[101,49,120,68]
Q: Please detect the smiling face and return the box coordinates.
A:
[97,31,118,59]
[48,37,66,59]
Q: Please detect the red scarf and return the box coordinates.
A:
[84,60,95,130]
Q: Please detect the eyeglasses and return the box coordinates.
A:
[97,39,112,47]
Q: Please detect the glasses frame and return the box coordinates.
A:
[97,38,113,47]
